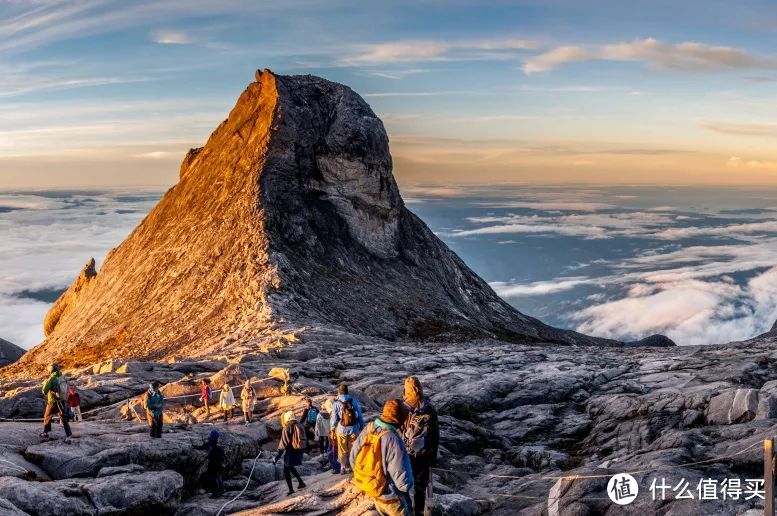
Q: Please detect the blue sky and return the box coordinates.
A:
[3,0,777,187]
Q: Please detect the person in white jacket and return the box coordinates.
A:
[315,399,332,456]
[219,384,235,422]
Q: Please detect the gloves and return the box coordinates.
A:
[273,457,278,465]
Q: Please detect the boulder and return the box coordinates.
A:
[706,389,758,425]
[430,493,482,516]
[0,470,183,516]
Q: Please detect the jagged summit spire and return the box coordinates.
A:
[8,69,619,376]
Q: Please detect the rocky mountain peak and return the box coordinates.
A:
[7,69,627,376]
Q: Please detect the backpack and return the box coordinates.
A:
[306,407,319,425]
[404,411,431,457]
[340,399,357,427]
[353,426,390,498]
[291,423,307,450]
[57,375,69,401]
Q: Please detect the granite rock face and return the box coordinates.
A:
[7,70,628,376]
[0,338,24,367]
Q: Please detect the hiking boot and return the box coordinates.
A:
[298,481,306,489]
[286,489,294,496]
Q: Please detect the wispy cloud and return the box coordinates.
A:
[701,121,777,138]
[340,37,538,66]
[364,90,477,98]
[522,38,777,74]
[152,30,192,45]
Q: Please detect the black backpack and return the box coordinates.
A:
[404,411,431,457]
[340,399,358,427]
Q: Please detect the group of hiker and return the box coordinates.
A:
[40,364,438,516]
[273,377,439,516]
[39,363,83,441]
[198,378,256,425]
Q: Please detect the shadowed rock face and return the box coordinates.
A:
[7,69,629,376]
[0,338,25,367]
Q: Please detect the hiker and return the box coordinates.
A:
[145,381,165,438]
[194,429,226,497]
[273,410,307,496]
[314,399,331,456]
[331,384,365,474]
[300,397,319,445]
[351,399,413,516]
[200,379,212,417]
[219,383,235,422]
[66,386,82,422]
[402,377,440,516]
[240,379,256,426]
[40,363,72,441]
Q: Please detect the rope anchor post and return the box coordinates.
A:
[765,438,775,516]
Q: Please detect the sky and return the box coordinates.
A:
[3,0,777,187]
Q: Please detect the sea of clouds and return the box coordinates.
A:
[5,185,777,349]
[0,190,161,348]
[408,184,777,346]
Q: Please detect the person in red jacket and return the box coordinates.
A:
[200,379,212,417]
[66,386,82,422]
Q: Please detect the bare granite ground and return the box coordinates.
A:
[2,326,777,514]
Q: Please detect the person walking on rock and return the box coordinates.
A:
[240,379,256,426]
[351,399,414,516]
[40,363,72,441]
[200,379,212,417]
[66,386,82,422]
[315,399,331,458]
[273,410,307,496]
[195,429,226,498]
[219,383,235,422]
[331,384,365,474]
[402,377,439,516]
[145,381,165,438]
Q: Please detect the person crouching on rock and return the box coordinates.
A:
[200,379,212,417]
[240,379,256,426]
[66,386,82,422]
[219,383,236,422]
[331,384,365,474]
[40,363,72,441]
[402,376,439,516]
[145,381,165,438]
[273,410,307,496]
[195,429,226,498]
[351,399,413,516]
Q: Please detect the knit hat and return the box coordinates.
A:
[281,410,296,427]
[403,376,424,409]
[209,430,220,442]
[381,399,409,427]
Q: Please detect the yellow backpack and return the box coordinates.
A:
[353,425,390,498]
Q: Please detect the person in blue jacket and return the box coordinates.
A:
[350,399,414,516]
[330,384,365,474]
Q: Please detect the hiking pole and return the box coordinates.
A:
[766,439,775,516]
